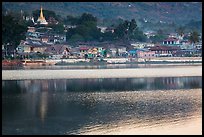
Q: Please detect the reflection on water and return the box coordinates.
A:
[2,77,202,93]
[39,92,48,123]
[2,77,202,135]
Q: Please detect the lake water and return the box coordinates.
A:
[2,76,202,135]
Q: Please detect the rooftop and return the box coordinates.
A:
[150,45,180,50]
[164,37,179,42]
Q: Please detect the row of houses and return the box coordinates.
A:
[16,41,126,59]
[130,45,201,58]
[130,38,201,50]
[16,40,68,59]
[144,30,202,49]
[15,39,202,60]
[4,24,201,59]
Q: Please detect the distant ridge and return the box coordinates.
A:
[3,2,202,24]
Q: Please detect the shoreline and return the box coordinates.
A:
[2,57,202,67]
[2,65,202,80]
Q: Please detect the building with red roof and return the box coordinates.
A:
[149,45,181,57]
[162,37,180,45]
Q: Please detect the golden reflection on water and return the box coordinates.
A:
[78,115,201,135]
[73,89,202,135]
[40,92,48,123]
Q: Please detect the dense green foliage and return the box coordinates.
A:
[66,14,147,43]
[2,14,27,53]
[66,13,101,42]
[64,15,79,25]
[149,29,167,43]
[114,19,146,42]
[48,23,65,34]
[149,35,166,44]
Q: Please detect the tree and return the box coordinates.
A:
[78,13,97,25]
[114,21,129,39]
[148,29,167,43]
[129,19,146,41]
[101,31,114,41]
[66,13,100,42]
[114,19,146,42]
[64,15,79,25]
[189,31,199,44]
[69,34,84,43]
[176,26,185,36]
[48,23,65,34]
[129,19,137,34]
[149,35,166,43]
[66,28,76,40]
[2,14,27,56]
[131,30,147,42]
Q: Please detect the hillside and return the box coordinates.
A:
[2,2,202,33]
[3,2,202,24]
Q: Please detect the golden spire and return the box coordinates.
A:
[37,5,48,25]
[40,6,44,19]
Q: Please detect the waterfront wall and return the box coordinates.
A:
[45,57,202,64]
[148,57,202,62]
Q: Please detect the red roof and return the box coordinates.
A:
[44,45,69,54]
[150,45,180,51]
[79,47,89,50]
[164,37,179,42]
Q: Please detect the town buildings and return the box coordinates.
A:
[11,6,202,60]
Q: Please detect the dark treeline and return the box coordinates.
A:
[2,13,27,53]
[65,13,147,43]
